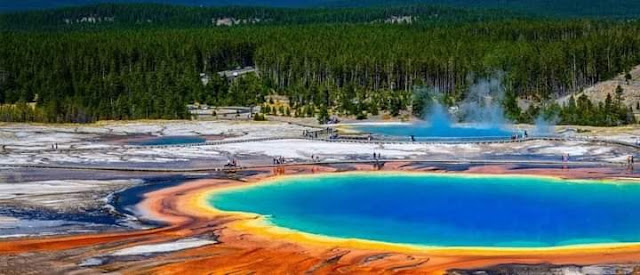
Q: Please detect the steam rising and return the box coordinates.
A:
[411,73,555,138]
[458,74,507,126]
[533,115,557,136]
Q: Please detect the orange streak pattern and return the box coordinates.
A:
[2,164,640,274]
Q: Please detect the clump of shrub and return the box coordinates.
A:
[253,113,267,121]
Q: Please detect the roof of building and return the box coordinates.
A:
[217,66,256,78]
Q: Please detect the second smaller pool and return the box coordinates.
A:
[128,136,206,146]
[352,123,513,139]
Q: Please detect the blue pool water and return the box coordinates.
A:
[210,173,640,248]
[128,136,206,146]
[353,103,514,138]
[354,123,513,139]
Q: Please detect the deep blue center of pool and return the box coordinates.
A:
[128,136,206,146]
[210,173,640,248]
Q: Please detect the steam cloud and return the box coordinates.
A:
[457,73,507,127]
[414,72,555,137]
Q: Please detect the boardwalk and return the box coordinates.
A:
[1,133,637,173]
[0,159,624,173]
[3,135,639,154]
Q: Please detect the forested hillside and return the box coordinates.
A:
[0,4,524,31]
[4,0,640,18]
[328,0,640,18]
[1,4,640,125]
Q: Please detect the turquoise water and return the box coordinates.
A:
[353,105,513,139]
[354,123,512,139]
[128,136,206,146]
[210,173,640,248]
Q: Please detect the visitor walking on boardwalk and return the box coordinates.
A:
[562,153,569,162]
[625,155,634,171]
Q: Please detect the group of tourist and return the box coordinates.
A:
[624,155,636,171]
[372,153,384,170]
[303,130,319,139]
[273,156,287,165]
[304,128,338,140]
[310,154,321,162]
[510,130,529,141]
[561,153,571,162]
[225,159,239,168]
[325,117,340,124]
[373,152,383,160]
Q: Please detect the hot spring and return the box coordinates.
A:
[351,104,517,139]
[127,136,206,146]
[352,123,513,139]
[210,173,640,248]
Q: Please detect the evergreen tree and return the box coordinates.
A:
[503,90,521,122]
[615,85,624,105]
[317,105,330,124]
[4,5,640,126]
